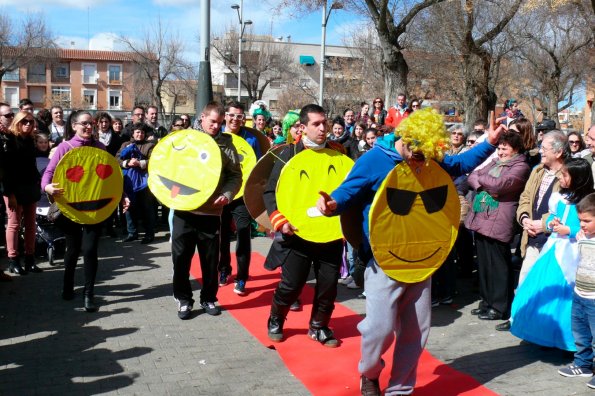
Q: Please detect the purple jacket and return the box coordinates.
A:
[41,135,106,191]
[464,153,530,243]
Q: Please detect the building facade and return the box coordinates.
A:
[1,48,139,117]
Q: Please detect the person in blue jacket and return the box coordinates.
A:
[317,108,505,396]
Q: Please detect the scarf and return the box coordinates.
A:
[99,130,112,147]
[488,153,519,178]
[302,135,326,151]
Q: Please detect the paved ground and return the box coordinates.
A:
[0,226,592,395]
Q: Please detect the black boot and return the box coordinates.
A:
[24,255,42,273]
[309,311,339,347]
[8,258,26,275]
[84,295,98,312]
[267,302,290,342]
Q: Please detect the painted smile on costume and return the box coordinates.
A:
[389,247,441,263]
[157,175,200,198]
[67,198,113,211]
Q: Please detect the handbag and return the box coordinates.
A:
[47,200,62,223]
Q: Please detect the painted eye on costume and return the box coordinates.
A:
[66,166,84,183]
[328,165,337,175]
[386,185,448,215]
[199,150,210,163]
[299,170,309,181]
[95,164,113,180]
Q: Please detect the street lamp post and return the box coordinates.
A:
[319,1,343,106]
[196,0,213,115]
[232,1,252,102]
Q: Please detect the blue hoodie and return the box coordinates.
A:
[330,132,496,258]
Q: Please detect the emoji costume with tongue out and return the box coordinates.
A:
[53,146,123,224]
[148,129,223,211]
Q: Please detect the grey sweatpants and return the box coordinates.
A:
[358,260,431,396]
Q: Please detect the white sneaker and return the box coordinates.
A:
[338,275,353,285]
[346,279,361,289]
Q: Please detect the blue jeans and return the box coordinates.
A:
[571,292,595,369]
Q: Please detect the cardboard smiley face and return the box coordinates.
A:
[148,129,222,211]
[369,161,459,283]
[53,147,123,224]
[224,132,257,199]
[276,148,354,243]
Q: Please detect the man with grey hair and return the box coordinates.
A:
[490,130,568,331]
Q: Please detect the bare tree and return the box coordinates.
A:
[275,0,448,106]
[119,18,194,120]
[513,1,593,126]
[212,29,297,102]
[0,14,57,96]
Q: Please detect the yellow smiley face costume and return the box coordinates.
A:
[276,148,354,243]
[148,129,222,211]
[369,161,459,283]
[224,133,257,199]
[53,147,123,224]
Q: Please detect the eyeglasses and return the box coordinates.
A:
[226,113,245,120]
[21,119,35,125]
[76,121,93,127]
[1,113,14,118]
[467,139,476,145]
[569,140,580,145]
[451,131,464,136]
[374,101,382,104]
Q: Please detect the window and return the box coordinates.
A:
[4,87,19,107]
[4,67,19,82]
[108,64,122,84]
[27,63,46,83]
[109,90,122,110]
[269,100,278,110]
[176,95,188,106]
[269,80,281,89]
[28,87,45,104]
[51,86,71,107]
[225,73,238,88]
[54,63,69,78]
[82,63,97,84]
[83,89,97,109]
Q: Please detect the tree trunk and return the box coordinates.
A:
[462,52,492,129]
[547,87,561,128]
[380,45,408,107]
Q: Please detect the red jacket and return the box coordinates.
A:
[385,106,410,128]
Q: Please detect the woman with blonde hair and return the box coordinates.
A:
[3,111,42,275]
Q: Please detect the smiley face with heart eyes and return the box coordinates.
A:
[53,146,123,224]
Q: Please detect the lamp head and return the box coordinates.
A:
[231,4,240,9]
[330,1,344,9]
[244,19,253,25]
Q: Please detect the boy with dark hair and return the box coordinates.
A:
[559,193,595,388]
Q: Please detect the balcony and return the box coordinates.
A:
[82,74,97,84]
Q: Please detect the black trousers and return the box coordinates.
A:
[172,211,220,306]
[271,238,343,328]
[59,217,101,296]
[218,198,252,281]
[475,233,513,316]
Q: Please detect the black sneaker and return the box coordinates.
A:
[308,327,339,348]
[218,272,229,286]
[360,375,381,396]
[233,280,246,295]
[201,301,221,316]
[558,365,593,377]
[178,302,192,320]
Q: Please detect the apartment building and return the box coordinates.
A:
[1,48,140,116]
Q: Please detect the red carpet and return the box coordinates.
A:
[190,252,497,396]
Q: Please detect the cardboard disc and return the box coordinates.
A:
[244,145,288,230]
[224,133,257,199]
[340,204,364,248]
